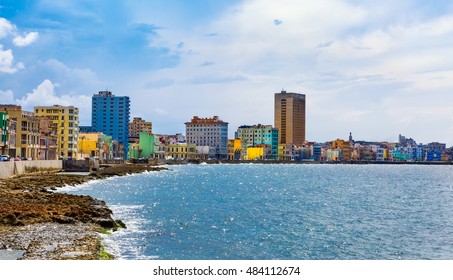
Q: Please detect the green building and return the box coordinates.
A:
[236,124,279,160]
[129,132,155,159]
[1,112,7,154]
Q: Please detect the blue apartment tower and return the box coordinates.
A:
[91,91,130,159]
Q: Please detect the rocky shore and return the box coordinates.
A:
[0,164,167,260]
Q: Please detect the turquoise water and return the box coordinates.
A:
[59,164,453,260]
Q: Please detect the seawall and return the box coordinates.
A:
[0,160,62,179]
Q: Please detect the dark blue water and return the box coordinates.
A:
[59,164,453,260]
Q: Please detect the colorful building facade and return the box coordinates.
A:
[91,91,130,159]
[0,105,40,159]
[236,124,278,160]
[185,116,228,160]
[34,105,79,159]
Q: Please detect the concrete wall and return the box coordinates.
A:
[63,159,99,172]
[0,160,62,179]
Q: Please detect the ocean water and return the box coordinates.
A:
[59,164,453,260]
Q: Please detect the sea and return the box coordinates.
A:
[58,164,453,260]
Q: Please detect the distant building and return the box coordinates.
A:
[274,90,306,146]
[0,112,7,155]
[236,124,278,160]
[34,105,79,159]
[91,91,130,159]
[129,117,152,139]
[79,126,96,133]
[278,144,295,161]
[0,105,40,159]
[37,117,58,160]
[185,116,228,160]
[312,145,322,161]
[427,142,446,152]
[78,132,113,159]
[398,134,416,147]
[228,139,242,160]
[427,150,442,161]
[331,139,351,161]
[168,143,196,160]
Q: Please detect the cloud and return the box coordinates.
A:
[12,31,39,46]
[138,0,453,145]
[0,18,14,38]
[0,44,24,73]
[143,78,174,89]
[200,61,214,67]
[15,79,92,124]
[0,17,39,46]
[316,41,333,48]
[0,89,15,104]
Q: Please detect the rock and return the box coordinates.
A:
[93,218,116,229]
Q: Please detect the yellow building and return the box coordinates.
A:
[34,105,79,159]
[78,132,103,158]
[228,139,242,160]
[168,143,197,160]
[247,147,264,160]
[0,105,40,159]
[331,139,351,161]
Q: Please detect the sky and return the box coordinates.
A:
[1,0,453,146]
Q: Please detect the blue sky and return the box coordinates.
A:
[1,0,453,145]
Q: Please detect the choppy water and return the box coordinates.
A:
[59,164,453,260]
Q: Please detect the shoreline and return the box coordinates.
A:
[167,159,453,165]
[0,164,167,260]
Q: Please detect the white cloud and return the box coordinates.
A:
[0,44,24,73]
[16,79,92,123]
[0,18,14,38]
[136,0,453,145]
[13,31,40,47]
[0,89,15,104]
[0,17,39,46]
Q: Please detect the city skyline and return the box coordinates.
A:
[1,1,453,145]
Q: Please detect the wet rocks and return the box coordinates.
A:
[0,164,167,259]
[0,223,101,260]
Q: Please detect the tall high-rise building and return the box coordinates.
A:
[34,105,79,159]
[91,91,130,159]
[274,90,306,146]
[185,116,228,159]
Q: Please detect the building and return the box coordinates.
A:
[91,91,130,159]
[331,139,352,161]
[228,139,242,160]
[398,134,417,147]
[168,143,197,160]
[0,105,40,159]
[78,132,108,159]
[185,116,228,160]
[427,142,446,152]
[34,105,79,159]
[0,112,7,155]
[278,144,295,161]
[129,117,152,138]
[236,124,278,160]
[312,145,322,161]
[274,90,306,146]
[38,117,58,160]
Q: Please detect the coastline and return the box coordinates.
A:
[0,164,167,260]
